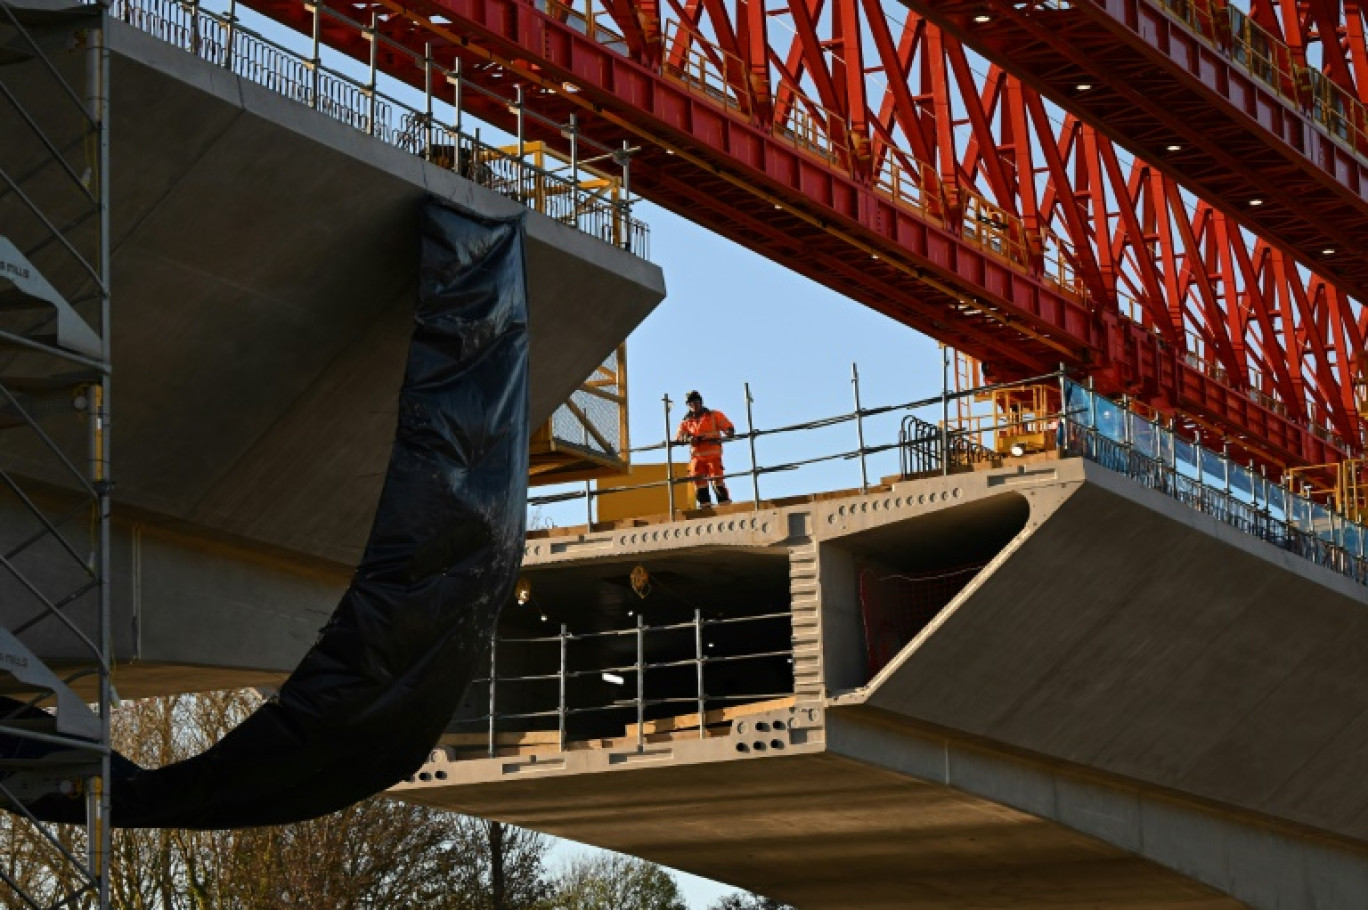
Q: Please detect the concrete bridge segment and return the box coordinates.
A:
[398,457,1368,909]
[0,12,665,692]
[5,9,1366,905]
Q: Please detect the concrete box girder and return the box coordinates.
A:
[0,13,662,690]
[400,458,1368,908]
[0,19,664,566]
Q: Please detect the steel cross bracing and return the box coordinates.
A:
[235,0,1366,470]
[902,0,1368,304]
[0,0,114,907]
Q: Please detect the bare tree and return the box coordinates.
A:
[446,818,554,910]
[0,690,557,910]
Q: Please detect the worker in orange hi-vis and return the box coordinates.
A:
[675,389,736,508]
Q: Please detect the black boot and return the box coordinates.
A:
[695,486,712,508]
[714,482,731,505]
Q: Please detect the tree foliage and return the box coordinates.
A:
[555,852,687,910]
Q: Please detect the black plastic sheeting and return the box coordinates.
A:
[2,199,530,827]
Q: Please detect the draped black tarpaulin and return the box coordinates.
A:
[1,199,530,827]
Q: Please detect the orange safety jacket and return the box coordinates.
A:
[676,408,735,459]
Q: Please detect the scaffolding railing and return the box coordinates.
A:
[530,365,1066,523]
[451,609,793,757]
[531,366,1368,589]
[112,0,651,258]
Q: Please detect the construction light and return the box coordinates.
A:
[602,672,625,685]
[1010,443,1027,457]
[514,577,532,605]
[1165,144,1182,152]
[1323,248,1337,256]
[1249,198,1264,206]
[973,13,991,22]
[1075,83,1093,91]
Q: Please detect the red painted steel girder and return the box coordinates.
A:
[236,0,1366,467]
[900,0,1368,304]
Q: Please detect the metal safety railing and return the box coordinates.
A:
[1157,0,1368,159]
[458,609,792,755]
[897,413,998,476]
[531,364,1368,587]
[112,0,651,258]
[530,363,1078,524]
[532,365,924,522]
[1061,380,1368,586]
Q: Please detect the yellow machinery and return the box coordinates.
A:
[990,382,1057,456]
[491,140,633,247]
[529,346,631,485]
[953,352,1058,457]
[479,140,633,485]
[1286,458,1368,524]
[594,462,699,521]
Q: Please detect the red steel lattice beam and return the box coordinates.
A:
[239,0,1367,469]
[904,0,1368,304]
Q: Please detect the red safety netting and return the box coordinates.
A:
[858,564,985,680]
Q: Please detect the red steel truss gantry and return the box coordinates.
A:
[238,0,1368,471]
[903,0,1368,302]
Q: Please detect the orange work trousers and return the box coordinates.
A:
[689,454,725,489]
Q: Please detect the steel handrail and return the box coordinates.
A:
[113,0,651,257]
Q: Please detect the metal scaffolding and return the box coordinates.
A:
[0,0,113,905]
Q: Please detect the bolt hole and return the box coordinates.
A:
[736,743,750,753]
[770,739,785,750]
[753,741,767,751]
